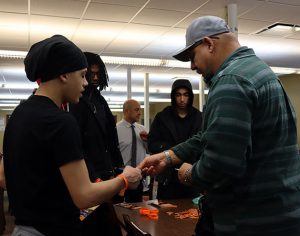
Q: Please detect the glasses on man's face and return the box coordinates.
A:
[189,40,203,63]
[188,36,220,62]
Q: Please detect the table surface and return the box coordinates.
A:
[114,199,199,236]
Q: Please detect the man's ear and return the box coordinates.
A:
[203,37,214,52]
[59,74,68,83]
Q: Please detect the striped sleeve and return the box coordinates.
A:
[173,74,258,190]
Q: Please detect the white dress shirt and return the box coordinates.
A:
[116,119,148,166]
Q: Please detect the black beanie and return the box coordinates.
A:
[24,35,88,82]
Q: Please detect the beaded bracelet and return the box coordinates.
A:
[184,168,193,184]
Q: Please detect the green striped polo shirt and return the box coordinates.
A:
[172,47,300,236]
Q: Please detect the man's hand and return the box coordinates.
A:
[122,166,142,189]
[139,131,148,142]
[178,163,193,186]
[138,152,167,176]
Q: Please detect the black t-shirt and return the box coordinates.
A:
[3,95,84,235]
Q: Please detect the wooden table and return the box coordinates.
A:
[114,199,199,236]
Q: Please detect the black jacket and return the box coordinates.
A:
[148,106,202,161]
[69,86,123,181]
[148,79,203,199]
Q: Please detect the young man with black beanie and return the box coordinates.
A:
[3,35,141,236]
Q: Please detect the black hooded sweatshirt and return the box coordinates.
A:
[147,79,203,199]
[69,53,123,181]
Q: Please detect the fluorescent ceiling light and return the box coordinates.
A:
[0,83,37,89]
[271,67,299,74]
[0,50,299,75]
[0,50,188,68]
[0,103,19,107]
[110,109,123,112]
[0,94,30,100]
[102,56,189,68]
[0,50,27,59]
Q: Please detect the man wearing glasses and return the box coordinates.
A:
[140,16,300,236]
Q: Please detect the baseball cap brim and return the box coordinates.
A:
[173,44,194,62]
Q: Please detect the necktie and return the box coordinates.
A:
[131,124,137,167]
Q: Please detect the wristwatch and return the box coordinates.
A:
[163,150,172,167]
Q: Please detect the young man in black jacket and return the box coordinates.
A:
[148,79,215,235]
[69,52,124,183]
[148,79,202,199]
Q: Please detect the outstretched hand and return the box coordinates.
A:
[122,166,142,189]
[137,152,168,176]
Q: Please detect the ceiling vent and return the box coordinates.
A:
[256,23,300,37]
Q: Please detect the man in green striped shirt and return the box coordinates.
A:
[140,16,300,236]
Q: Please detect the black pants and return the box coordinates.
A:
[82,202,122,236]
[194,195,215,236]
[124,182,143,203]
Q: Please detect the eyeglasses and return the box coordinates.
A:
[189,36,220,62]
[191,40,203,50]
[192,36,220,50]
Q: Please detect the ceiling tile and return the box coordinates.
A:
[239,2,297,22]
[238,19,271,34]
[286,31,300,40]
[146,0,208,12]
[73,20,126,52]
[31,0,86,18]
[29,15,79,44]
[138,28,186,58]
[0,13,29,50]
[84,2,140,22]
[0,0,28,13]
[104,24,168,55]
[132,8,188,27]
[91,0,148,7]
[269,0,300,6]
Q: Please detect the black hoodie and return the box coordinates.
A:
[147,79,203,199]
[170,79,194,107]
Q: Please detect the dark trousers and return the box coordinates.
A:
[124,182,143,203]
[82,202,122,236]
[194,195,215,236]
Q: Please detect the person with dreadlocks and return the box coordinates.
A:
[69,52,124,188]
